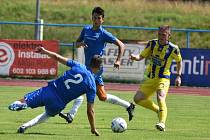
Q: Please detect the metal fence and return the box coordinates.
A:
[1,21,210,48]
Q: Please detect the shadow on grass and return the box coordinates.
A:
[24,132,57,135]
[0,131,57,136]
[52,122,70,125]
[95,127,153,132]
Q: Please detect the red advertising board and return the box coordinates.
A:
[0,39,59,78]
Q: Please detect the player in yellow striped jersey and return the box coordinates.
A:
[130,25,182,131]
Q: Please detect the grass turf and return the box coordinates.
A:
[0,86,210,140]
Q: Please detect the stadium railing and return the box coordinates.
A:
[1,21,210,49]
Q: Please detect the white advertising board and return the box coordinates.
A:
[77,43,146,82]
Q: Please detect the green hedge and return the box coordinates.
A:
[1,0,210,51]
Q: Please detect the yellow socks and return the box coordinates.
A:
[137,99,167,124]
[158,100,167,124]
[137,99,159,113]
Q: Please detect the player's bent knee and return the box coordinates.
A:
[133,90,145,104]
[134,97,143,104]
[133,95,139,104]
[157,90,166,100]
[96,85,107,101]
[98,94,107,101]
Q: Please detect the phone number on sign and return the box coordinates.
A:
[12,68,56,75]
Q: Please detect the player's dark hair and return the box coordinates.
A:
[92,6,104,18]
[89,55,103,68]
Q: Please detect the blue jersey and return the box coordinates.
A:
[78,25,117,67]
[51,59,96,104]
[24,59,96,116]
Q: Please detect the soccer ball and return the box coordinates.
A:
[111,117,127,133]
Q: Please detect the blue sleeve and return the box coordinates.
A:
[66,59,79,67]
[78,27,85,41]
[86,88,96,104]
[103,29,117,43]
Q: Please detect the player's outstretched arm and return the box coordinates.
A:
[87,102,100,136]
[113,39,125,70]
[129,54,144,61]
[35,46,68,65]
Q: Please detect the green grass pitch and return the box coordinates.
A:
[0,86,210,140]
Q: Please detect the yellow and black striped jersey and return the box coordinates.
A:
[140,39,182,79]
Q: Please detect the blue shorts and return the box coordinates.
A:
[95,75,104,86]
[24,85,65,116]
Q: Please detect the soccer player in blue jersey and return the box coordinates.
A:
[8,46,101,136]
[130,25,182,131]
[59,6,135,123]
